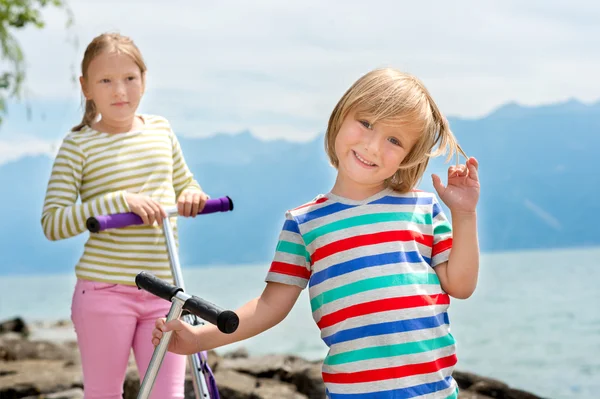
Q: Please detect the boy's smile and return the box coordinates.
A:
[332,112,420,199]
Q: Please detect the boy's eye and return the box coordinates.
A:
[388,137,402,147]
[359,120,372,129]
[100,78,110,83]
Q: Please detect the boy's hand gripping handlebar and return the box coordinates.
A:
[135,271,239,334]
[86,196,234,232]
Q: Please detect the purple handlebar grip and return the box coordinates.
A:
[86,196,234,233]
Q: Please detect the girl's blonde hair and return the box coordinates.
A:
[72,33,147,132]
[325,68,467,193]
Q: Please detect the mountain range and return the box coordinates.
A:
[1,98,599,276]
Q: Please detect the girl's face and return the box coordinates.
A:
[80,51,144,126]
[333,112,421,197]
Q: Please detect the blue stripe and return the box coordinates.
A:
[322,312,449,346]
[309,251,429,288]
[282,219,301,234]
[369,196,433,206]
[296,202,355,224]
[432,202,442,218]
[327,376,453,399]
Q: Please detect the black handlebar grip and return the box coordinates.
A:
[135,271,182,302]
[183,295,239,334]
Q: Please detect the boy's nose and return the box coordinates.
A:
[363,135,381,156]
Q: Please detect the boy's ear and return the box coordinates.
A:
[79,76,90,99]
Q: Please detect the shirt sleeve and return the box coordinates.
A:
[265,211,312,289]
[40,136,130,241]
[170,128,204,199]
[431,195,453,267]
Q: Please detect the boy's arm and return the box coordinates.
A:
[191,282,302,352]
[434,211,479,299]
[191,210,311,352]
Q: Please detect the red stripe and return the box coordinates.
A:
[432,238,452,257]
[293,197,328,211]
[322,354,457,384]
[317,294,450,330]
[269,261,311,280]
[312,230,433,263]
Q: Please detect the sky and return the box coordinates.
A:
[0,0,598,164]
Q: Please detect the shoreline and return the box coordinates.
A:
[0,317,547,399]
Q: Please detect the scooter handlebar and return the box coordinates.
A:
[135,272,239,334]
[86,196,233,233]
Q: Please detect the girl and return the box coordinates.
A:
[41,32,208,398]
[152,68,481,398]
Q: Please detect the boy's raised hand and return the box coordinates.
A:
[432,157,480,214]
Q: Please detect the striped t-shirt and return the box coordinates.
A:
[41,114,203,286]
[265,188,458,399]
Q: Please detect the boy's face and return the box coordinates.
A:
[334,112,421,193]
[80,51,145,125]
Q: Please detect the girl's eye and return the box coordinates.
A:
[359,120,372,129]
[388,137,402,147]
[127,76,136,81]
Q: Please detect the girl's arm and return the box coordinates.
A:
[170,130,204,198]
[40,136,130,241]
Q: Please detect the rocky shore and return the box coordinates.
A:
[0,317,546,399]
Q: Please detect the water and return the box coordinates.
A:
[1,247,599,399]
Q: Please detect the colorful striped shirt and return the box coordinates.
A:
[41,114,203,286]
[265,188,458,399]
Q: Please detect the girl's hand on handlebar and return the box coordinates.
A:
[152,317,200,355]
[177,189,208,217]
[125,193,167,226]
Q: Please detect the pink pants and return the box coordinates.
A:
[71,278,186,399]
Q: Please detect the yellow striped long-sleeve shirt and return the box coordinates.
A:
[41,114,203,285]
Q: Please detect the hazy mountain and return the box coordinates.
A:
[1,99,598,276]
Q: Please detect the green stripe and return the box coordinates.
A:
[445,388,459,399]
[324,334,455,366]
[277,240,311,263]
[434,220,451,235]
[311,273,439,312]
[304,212,431,245]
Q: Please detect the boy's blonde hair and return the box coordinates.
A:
[325,68,467,193]
[72,32,147,132]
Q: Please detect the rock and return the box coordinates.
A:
[212,369,257,399]
[217,353,326,398]
[0,317,547,399]
[223,347,249,359]
[0,318,29,338]
[0,359,83,398]
[458,392,493,399]
[22,388,84,399]
[453,371,544,399]
[253,377,309,399]
[0,338,79,363]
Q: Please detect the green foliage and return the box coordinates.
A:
[0,0,74,124]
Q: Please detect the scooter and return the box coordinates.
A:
[86,196,239,399]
